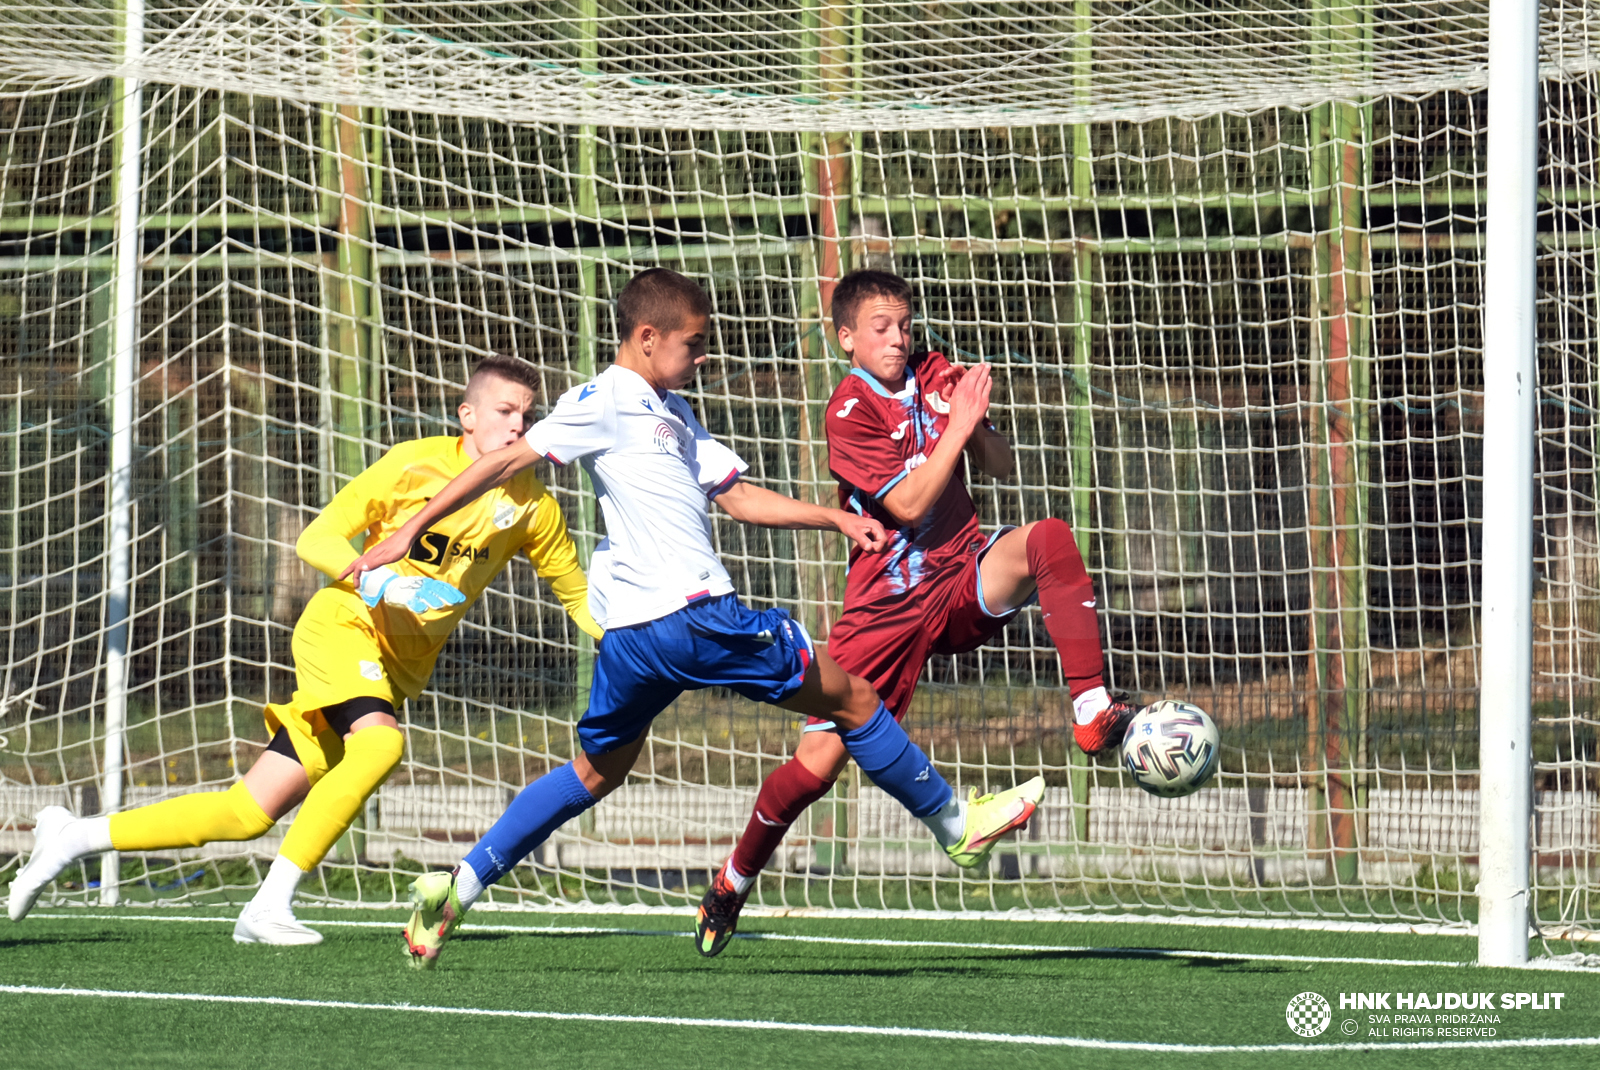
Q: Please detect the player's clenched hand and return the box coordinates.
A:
[835,512,888,553]
[946,362,992,439]
[930,363,966,401]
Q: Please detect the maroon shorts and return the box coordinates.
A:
[808,529,1022,728]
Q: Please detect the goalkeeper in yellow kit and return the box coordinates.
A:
[7,356,601,945]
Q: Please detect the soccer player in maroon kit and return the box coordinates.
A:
[694,270,1138,956]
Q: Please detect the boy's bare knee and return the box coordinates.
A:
[573,738,644,799]
[242,750,312,820]
[573,755,617,798]
[822,673,880,731]
[851,673,880,714]
[796,730,851,781]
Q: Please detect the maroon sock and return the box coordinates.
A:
[1025,518,1106,697]
[729,757,835,878]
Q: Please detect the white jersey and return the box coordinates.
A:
[525,364,748,629]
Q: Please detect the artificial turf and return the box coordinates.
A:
[0,908,1595,1069]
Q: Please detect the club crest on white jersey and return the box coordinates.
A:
[653,421,685,458]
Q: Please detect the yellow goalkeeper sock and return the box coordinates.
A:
[278,725,404,871]
[109,781,275,851]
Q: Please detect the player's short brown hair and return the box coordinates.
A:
[831,270,914,332]
[616,268,712,342]
[464,353,539,404]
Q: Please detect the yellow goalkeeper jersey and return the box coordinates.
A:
[295,435,599,703]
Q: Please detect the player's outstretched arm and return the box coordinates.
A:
[714,480,887,552]
[340,438,539,582]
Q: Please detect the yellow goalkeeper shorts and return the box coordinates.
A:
[263,588,399,785]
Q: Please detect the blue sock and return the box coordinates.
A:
[462,762,596,885]
[839,704,952,817]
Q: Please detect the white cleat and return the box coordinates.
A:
[8,806,79,922]
[232,903,324,946]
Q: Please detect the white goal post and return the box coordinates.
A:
[98,0,146,908]
[1478,0,1539,969]
[0,3,1590,959]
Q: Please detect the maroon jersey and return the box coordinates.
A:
[826,351,983,607]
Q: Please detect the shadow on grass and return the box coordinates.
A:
[0,933,138,950]
[446,925,1311,977]
[450,925,1314,977]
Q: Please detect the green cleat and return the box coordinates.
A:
[943,775,1045,869]
[694,863,752,958]
[402,870,466,970]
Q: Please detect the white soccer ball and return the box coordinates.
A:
[1120,699,1220,798]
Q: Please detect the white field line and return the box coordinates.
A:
[39,897,1487,937]
[29,912,1600,973]
[434,900,1489,937]
[1,983,1596,1054]
[374,903,1597,945]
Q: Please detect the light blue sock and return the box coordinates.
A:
[839,704,953,817]
[462,762,596,885]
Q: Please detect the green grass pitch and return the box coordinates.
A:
[1,908,1596,1069]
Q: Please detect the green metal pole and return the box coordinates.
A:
[576,0,599,670]
[2,228,1567,276]
[1067,0,1095,849]
[1354,0,1378,890]
[802,0,854,642]
[572,0,601,844]
[324,3,385,865]
[797,0,851,875]
[1304,24,1334,886]
[331,102,374,486]
[1331,2,1375,890]
[165,382,196,594]
[820,2,853,287]
[87,221,114,403]
[1305,0,1370,888]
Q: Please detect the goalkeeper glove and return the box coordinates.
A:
[357,566,467,614]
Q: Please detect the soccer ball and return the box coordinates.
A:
[1120,700,1220,798]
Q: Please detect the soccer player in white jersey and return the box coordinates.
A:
[340,269,1045,968]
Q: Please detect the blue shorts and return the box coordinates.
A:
[578,594,815,755]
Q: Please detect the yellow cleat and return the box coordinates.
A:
[944,775,1045,869]
[402,870,466,970]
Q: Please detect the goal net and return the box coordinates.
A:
[1,2,1597,940]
